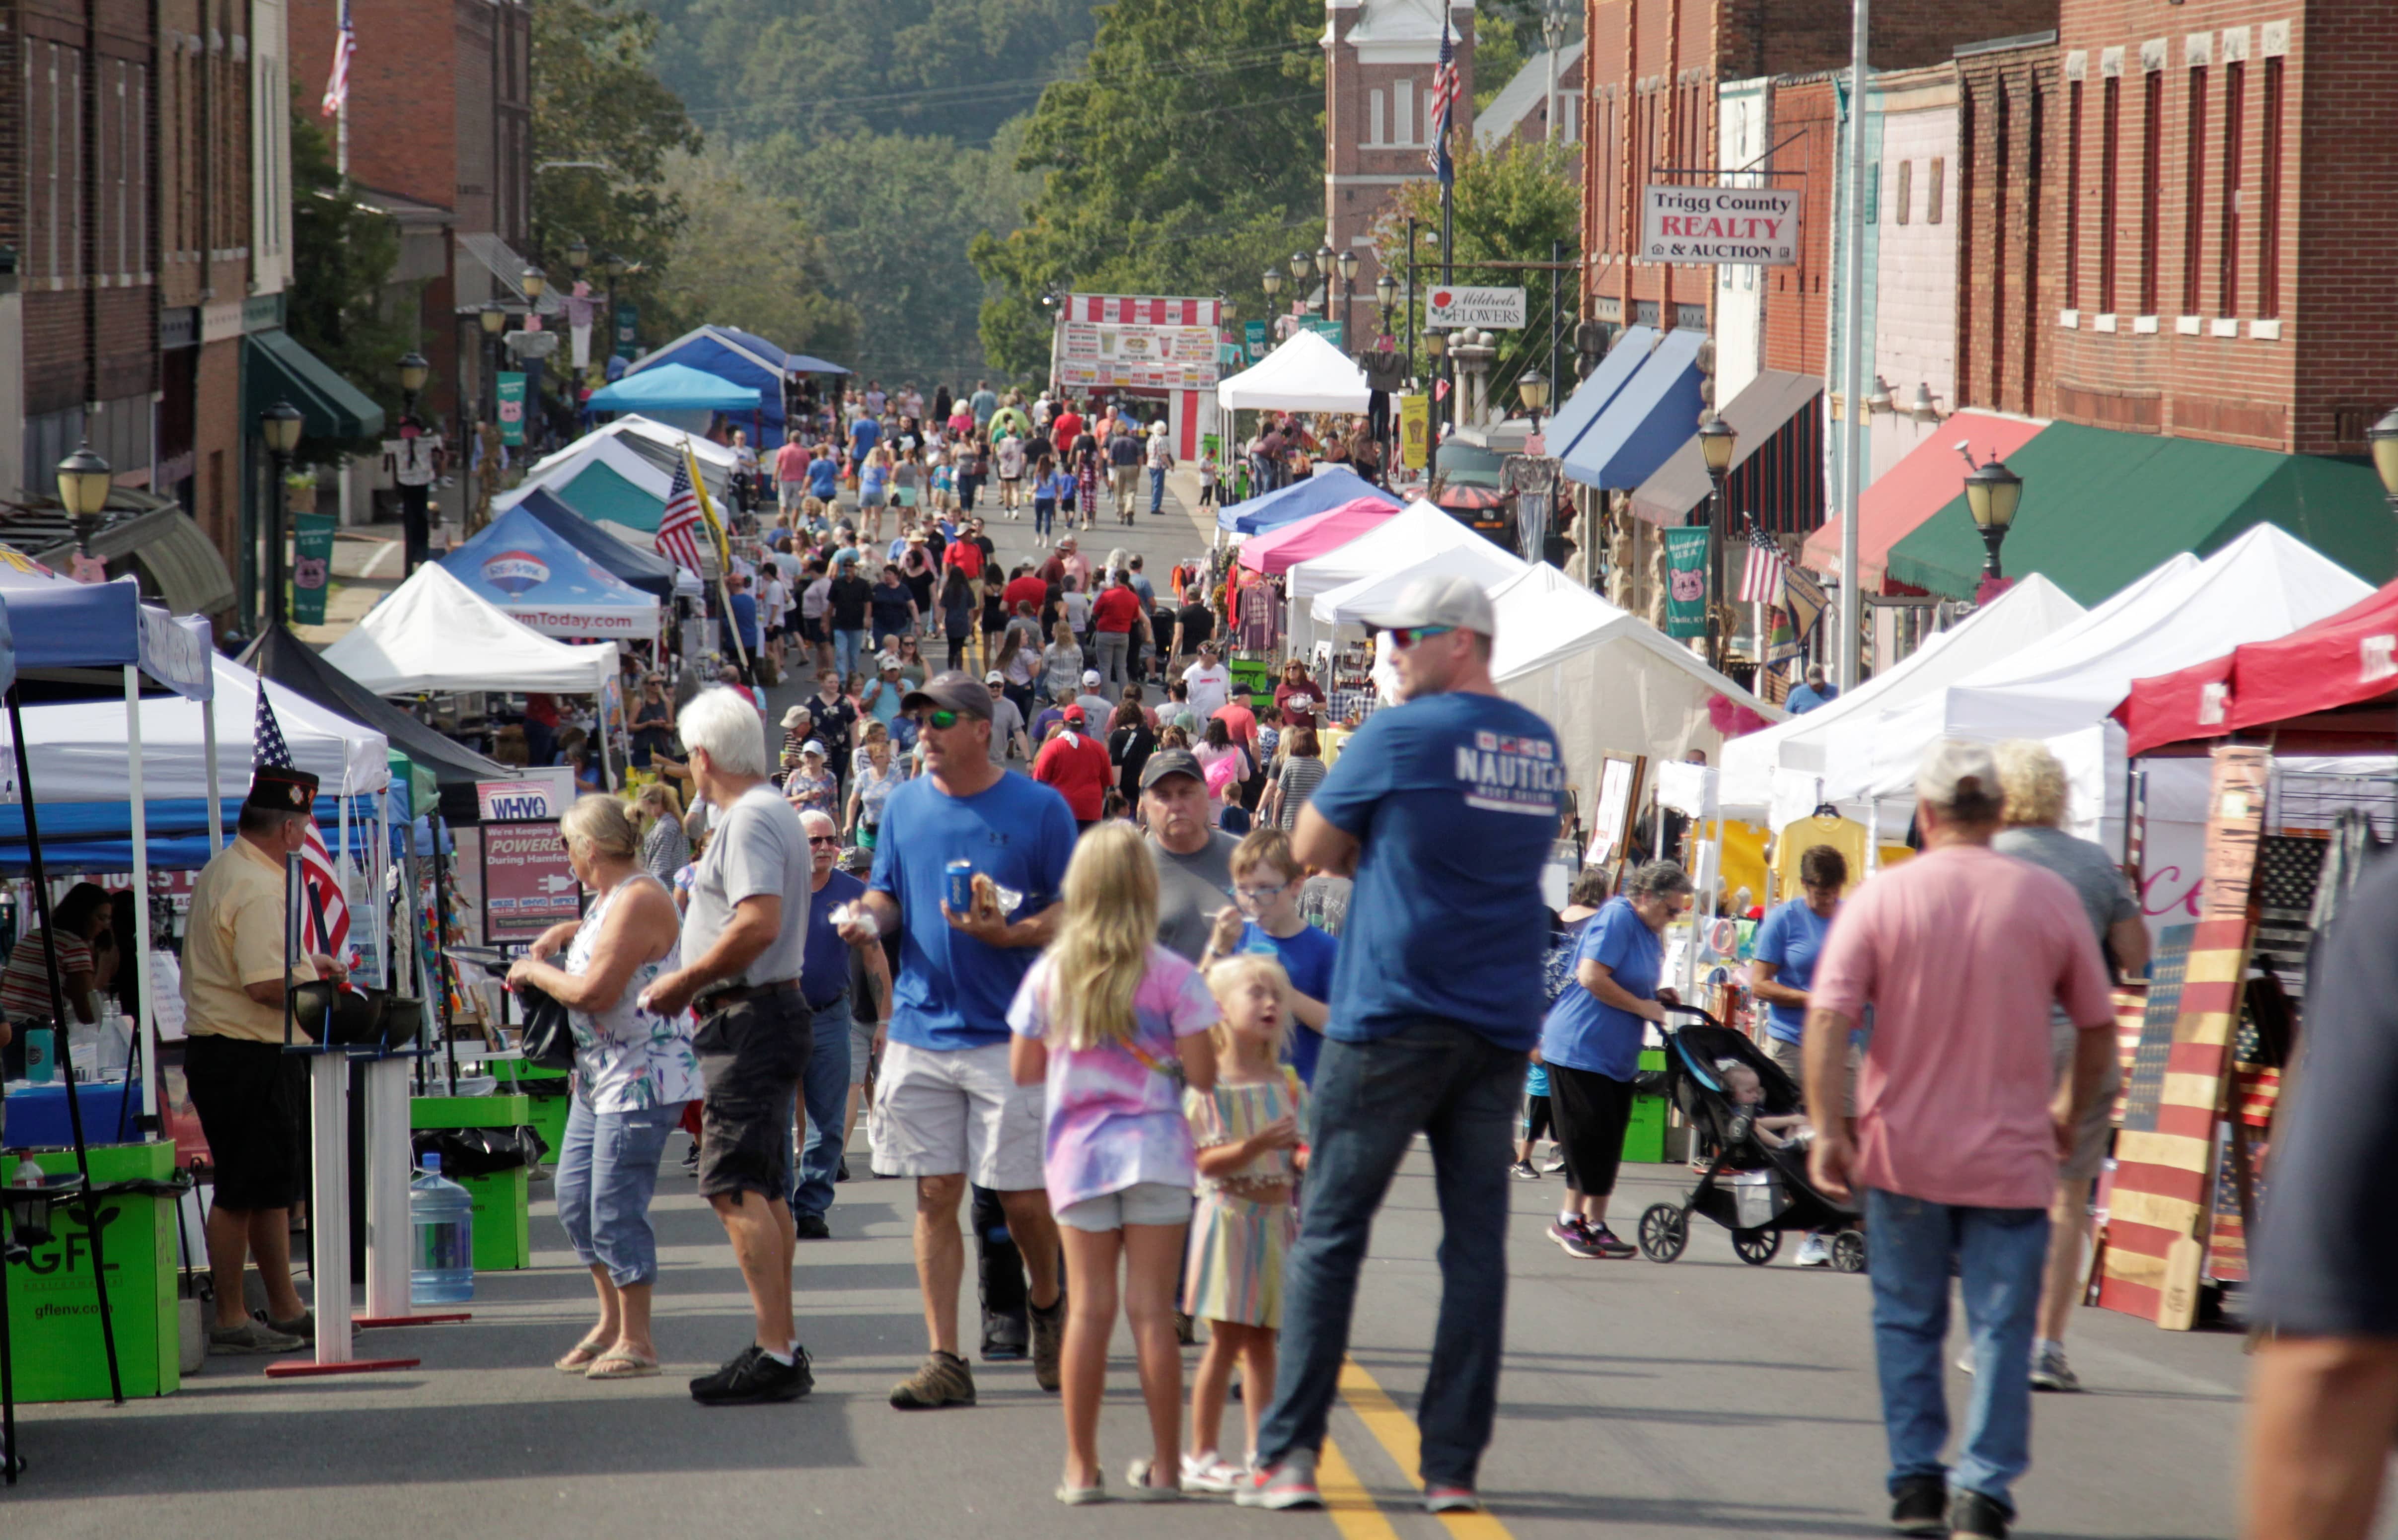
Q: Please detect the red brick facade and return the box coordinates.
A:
[2043,1,2395,454]
[1323,0,1476,298]
[1954,36,2059,420]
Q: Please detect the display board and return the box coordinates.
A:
[480,820,579,945]
[1052,294,1225,391]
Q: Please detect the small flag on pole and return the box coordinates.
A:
[1427,18,1460,181]
[254,690,351,963]
[320,0,356,117]
[656,456,706,577]
[1738,519,1789,604]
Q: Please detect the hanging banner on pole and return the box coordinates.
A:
[1662,526,1710,639]
[1398,394,1429,470]
[1641,185,1802,265]
[1242,320,1269,361]
[613,301,638,359]
[290,512,338,625]
[495,373,526,445]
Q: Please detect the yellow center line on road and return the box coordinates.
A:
[1338,1357,1519,1540]
[1319,1436,1407,1540]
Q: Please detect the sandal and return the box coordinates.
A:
[585,1350,661,1380]
[1053,1481,1108,1506]
[554,1335,611,1373]
[1123,1459,1182,1502]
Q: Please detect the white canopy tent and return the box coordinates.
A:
[1306,537,1527,645]
[325,562,621,697]
[1215,329,1371,415]
[524,413,739,486]
[1838,525,2372,846]
[1488,563,1786,816]
[497,432,676,514]
[1285,501,1508,656]
[1718,574,2086,825]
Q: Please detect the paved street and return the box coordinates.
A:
[6,1145,2257,1540]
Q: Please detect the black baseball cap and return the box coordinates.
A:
[1139,747,1205,791]
[901,671,993,720]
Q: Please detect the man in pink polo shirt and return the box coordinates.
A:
[1802,738,2117,1540]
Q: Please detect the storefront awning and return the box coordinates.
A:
[1884,423,2398,605]
[243,329,387,441]
[1559,327,1705,491]
[1541,325,1655,461]
[456,232,567,317]
[1629,369,1822,530]
[1799,411,2043,589]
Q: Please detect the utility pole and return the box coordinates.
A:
[1836,0,1870,692]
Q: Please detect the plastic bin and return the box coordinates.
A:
[3,1141,182,1401]
[1622,1049,1669,1164]
[492,1059,571,1169]
[409,1095,533,1272]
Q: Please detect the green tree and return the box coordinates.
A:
[971,0,1324,381]
[529,0,702,291]
[286,108,418,450]
[1373,139,1581,403]
[646,147,861,361]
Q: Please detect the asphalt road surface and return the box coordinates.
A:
[7,1143,2264,1540]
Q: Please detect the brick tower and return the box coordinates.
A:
[1324,0,1477,300]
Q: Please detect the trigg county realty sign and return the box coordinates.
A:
[1641,186,1801,265]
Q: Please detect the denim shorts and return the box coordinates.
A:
[555,1098,686,1286]
[1057,1181,1193,1233]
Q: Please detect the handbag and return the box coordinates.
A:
[516,979,577,1071]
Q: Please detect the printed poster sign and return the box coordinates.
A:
[1397,394,1429,470]
[1243,320,1269,361]
[290,512,337,625]
[496,372,527,445]
[1641,185,1802,265]
[1424,285,1526,330]
[480,820,580,944]
[1662,526,1711,639]
[476,770,575,823]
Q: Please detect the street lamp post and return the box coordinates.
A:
[1335,246,1356,339]
[1698,415,1739,670]
[1316,242,1336,324]
[55,442,113,569]
[1962,453,2025,586]
[604,250,630,363]
[259,402,306,628]
[1424,326,1450,436]
[396,351,434,573]
[1375,271,1397,339]
[2370,407,2398,544]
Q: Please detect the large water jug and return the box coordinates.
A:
[409,1152,475,1305]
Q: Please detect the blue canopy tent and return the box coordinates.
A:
[438,503,662,642]
[620,328,788,444]
[783,353,850,376]
[1214,468,1401,536]
[585,363,761,435]
[512,487,697,602]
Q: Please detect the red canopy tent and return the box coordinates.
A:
[2120,577,2398,755]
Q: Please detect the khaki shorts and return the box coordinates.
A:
[1768,1035,1858,1120]
[2052,1021,2122,1187]
[868,1039,1046,1190]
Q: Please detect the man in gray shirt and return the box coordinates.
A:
[639,687,815,1406]
[983,672,1029,764]
[1992,740,2150,1396]
[1140,749,1240,961]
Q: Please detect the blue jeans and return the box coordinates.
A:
[1256,1020,1522,1487]
[833,628,869,684]
[1148,466,1165,512]
[555,1098,686,1287]
[1865,1188,2050,1510]
[1034,500,1055,538]
[792,994,856,1219]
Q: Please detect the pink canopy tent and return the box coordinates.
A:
[1236,497,1402,576]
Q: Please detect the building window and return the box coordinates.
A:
[1928,157,1944,224]
[1865,162,1879,224]
[1370,88,1386,147]
[2100,75,2120,313]
[1394,77,1415,146]
[2064,80,2082,307]
[2139,68,2162,316]
[2219,61,2243,318]
[2182,67,2206,315]
[1895,159,1912,225]
[2258,56,2283,319]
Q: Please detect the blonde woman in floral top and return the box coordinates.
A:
[507,794,700,1381]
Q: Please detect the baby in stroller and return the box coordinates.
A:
[1717,1059,1814,1152]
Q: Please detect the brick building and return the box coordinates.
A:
[1323,0,1477,300]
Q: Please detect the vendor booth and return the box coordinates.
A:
[1236,498,1405,576]
[512,489,701,603]
[521,415,738,507]
[1213,467,1398,537]
[585,363,761,436]
[621,325,795,445]
[324,563,621,700]
[499,433,678,534]
[1215,329,1370,421]
[439,505,663,643]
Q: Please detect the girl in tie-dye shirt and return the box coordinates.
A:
[1008,822,1218,1501]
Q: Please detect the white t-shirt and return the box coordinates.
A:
[760,577,790,627]
[801,576,831,620]
[1063,590,1092,631]
[1183,661,1232,722]
[997,438,1025,478]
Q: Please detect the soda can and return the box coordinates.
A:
[945,858,976,913]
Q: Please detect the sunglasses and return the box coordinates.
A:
[807,835,842,848]
[1383,624,1457,649]
[920,708,960,729]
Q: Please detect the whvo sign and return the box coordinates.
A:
[1424,285,1526,330]
[1641,185,1801,265]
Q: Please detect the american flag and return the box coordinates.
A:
[656,455,706,576]
[1737,519,1788,604]
[254,689,351,964]
[1427,17,1460,180]
[320,0,356,117]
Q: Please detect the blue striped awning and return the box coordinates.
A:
[1541,325,1655,460]
[1560,327,1707,491]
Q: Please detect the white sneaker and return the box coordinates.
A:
[1181,1451,1244,1494]
[1792,1234,1831,1268]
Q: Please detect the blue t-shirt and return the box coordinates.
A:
[800,869,866,1010]
[1307,691,1562,1050]
[1786,682,1838,714]
[808,458,839,497]
[1526,1061,1550,1099]
[1750,897,1834,1044]
[869,772,1078,1050]
[1238,920,1338,1085]
[849,418,881,460]
[726,591,760,648]
[1538,897,1659,1080]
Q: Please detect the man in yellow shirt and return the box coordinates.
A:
[181,764,345,1354]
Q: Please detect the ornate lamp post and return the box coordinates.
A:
[2370,407,2398,550]
[55,442,113,566]
[1424,326,1450,434]
[259,402,306,627]
[1962,453,2025,584]
[1698,415,1739,669]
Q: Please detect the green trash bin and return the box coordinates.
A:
[409,1095,533,1272]
[3,1141,182,1401]
[1622,1049,1670,1164]
[492,1060,570,1172]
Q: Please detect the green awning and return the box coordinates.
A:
[1885,423,2397,603]
[243,329,386,440]
[555,462,664,533]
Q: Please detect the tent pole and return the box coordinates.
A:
[428,812,460,1095]
[4,686,124,1403]
[125,667,157,1128]
[202,688,222,853]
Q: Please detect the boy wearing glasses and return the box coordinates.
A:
[1199,828,1337,1085]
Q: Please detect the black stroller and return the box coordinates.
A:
[1635,1005,1867,1270]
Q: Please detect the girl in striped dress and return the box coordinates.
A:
[1180,953,1309,1493]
